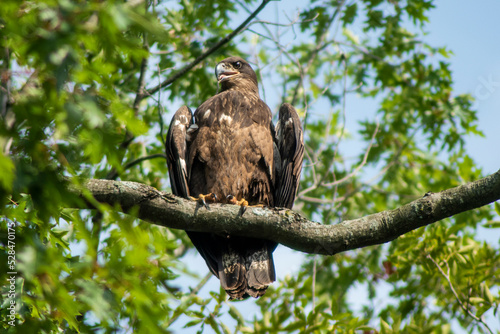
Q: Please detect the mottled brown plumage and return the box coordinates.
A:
[166,56,304,300]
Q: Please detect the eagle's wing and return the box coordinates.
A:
[165,105,193,198]
[275,103,304,209]
[166,104,222,279]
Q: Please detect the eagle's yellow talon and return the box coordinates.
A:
[226,195,264,216]
[190,193,217,209]
[239,199,249,207]
[236,198,249,216]
[226,194,237,205]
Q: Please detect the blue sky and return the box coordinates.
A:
[426,0,500,175]
[168,1,500,332]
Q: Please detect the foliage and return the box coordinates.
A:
[0,0,498,333]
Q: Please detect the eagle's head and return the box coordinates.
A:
[215,57,258,94]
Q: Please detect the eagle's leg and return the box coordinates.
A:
[189,193,217,209]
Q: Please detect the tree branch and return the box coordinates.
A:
[145,0,271,97]
[69,169,500,255]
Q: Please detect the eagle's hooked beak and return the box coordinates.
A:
[215,62,239,82]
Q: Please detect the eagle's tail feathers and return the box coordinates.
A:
[219,250,248,300]
[246,286,267,298]
[245,247,276,298]
[219,244,276,300]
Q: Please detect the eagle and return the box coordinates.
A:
[166,56,304,300]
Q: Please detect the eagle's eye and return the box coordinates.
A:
[234,61,242,69]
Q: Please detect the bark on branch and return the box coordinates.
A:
[69,169,500,255]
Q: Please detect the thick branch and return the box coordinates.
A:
[70,169,500,255]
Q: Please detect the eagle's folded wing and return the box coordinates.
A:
[275,103,304,209]
[165,105,193,199]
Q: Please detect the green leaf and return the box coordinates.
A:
[342,3,358,25]
[0,152,15,192]
[380,319,392,334]
[343,27,359,44]
[468,297,485,304]
[483,221,500,229]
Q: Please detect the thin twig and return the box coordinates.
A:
[106,29,151,181]
[190,272,212,295]
[328,50,349,206]
[290,0,347,107]
[303,144,319,185]
[246,13,319,29]
[146,0,272,97]
[297,122,379,199]
[1,47,11,118]
[106,154,167,180]
[300,195,345,204]
[331,123,422,209]
[124,154,166,171]
[426,254,494,334]
[157,62,165,146]
[166,272,213,327]
[323,121,379,188]
[312,256,317,311]
[235,0,303,108]
[133,53,149,113]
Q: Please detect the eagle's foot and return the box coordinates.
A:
[189,193,217,209]
[226,195,263,216]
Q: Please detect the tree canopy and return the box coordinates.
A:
[1,0,499,333]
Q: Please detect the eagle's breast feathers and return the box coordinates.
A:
[187,89,275,206]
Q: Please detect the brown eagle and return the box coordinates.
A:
[166,56,304,300]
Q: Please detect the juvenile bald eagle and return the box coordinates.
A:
[166,56,304,300]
